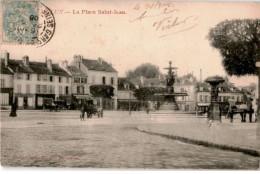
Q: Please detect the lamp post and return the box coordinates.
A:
[129,90,131,115]
[255,61,260,123]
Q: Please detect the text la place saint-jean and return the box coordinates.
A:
[73,9,126,15]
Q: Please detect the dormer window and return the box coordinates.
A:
[199,87,203,91]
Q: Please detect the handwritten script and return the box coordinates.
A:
[129,2,199,38]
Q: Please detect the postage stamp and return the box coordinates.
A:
[1,0,55,46]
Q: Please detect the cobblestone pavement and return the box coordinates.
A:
[1,110,259,169]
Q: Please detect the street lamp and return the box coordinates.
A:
[255,61,260,123]
[129,89,131,115]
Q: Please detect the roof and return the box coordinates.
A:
[143,78,165,87]
[0,59,13,74]
[196,82,243,93]
[82,58,117,73]
[118,77,136,90]
[67,66,87,76]
[7,59,70,77]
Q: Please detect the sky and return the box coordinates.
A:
[1,0,260,86]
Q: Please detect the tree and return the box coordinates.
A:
[126,63,162,79]
[134,87,165,100]
[207,19,260,122]
[90,85,114,99]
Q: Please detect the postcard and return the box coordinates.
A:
[0,0,260,169]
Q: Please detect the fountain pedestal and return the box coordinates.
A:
[205,76,225,122]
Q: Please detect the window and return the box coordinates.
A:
[0,79,5,87]
[16,73,22,80]
[111,77,114,85]
[199,95,202,102]
[199,87,203,91]
[42,75,47,81]
[37,74,41,81]
[102,77,106,84]
[49,85,55,93]
[181,88,185,92]
[17,84,22,93]
[59,77,62,83]
[26,84,30,93]
[182,96,185,100]
[36,85,41,93]
[74,77,80,83]
[42,85,47,93]
[67,77,69,83]
[65,86,69,94]
[82,87,85,94]
[59,86,63,94]
[77,86,80,94]
[205,96,208,102]
[81,78,87,83]
[26,74,30,80]
[49,76,53,82]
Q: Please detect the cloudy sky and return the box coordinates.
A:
[1,0,260,86]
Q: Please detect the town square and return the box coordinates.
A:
[1,0,260,170]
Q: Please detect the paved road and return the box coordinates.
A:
[1,110,259,169]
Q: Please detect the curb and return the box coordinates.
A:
[136,127,260,157]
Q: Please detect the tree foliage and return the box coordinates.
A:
[134,87,165,100]
[126,63,162,79]
[208,19,260,76]
[90,85,114,99]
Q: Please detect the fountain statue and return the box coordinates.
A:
[154,61,187,110]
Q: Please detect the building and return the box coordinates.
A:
[196,82,245,113]
[70,55,118,109]
[0,53,13,107]
[117,77,138,110]
[2,52,72,109]
[59,60,89,105]
[174,74,197,111]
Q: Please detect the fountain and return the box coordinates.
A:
[154,61,187,110]
[205,76,225,122]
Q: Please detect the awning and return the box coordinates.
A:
[197,103,210,107]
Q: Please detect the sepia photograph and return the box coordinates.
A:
[0,0,260,170]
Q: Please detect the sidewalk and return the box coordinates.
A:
[137,116,260,157]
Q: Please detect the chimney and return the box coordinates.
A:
[98,57,103,65]
[4,51,9,67]
[22,56,29,67]
[200,69,202,82]
[63,60,68,68]
[47,59,52,72]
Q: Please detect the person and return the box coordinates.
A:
[248,98,254,123]
[9,100,18,117]
[80,101,86,121]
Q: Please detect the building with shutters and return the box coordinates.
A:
[0,52,72,109]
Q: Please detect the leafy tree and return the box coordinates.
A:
[208,19,260,121]
[134,87,166,100]
[90,85,114,99]
[126,63,162,79]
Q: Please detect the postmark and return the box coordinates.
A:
[37,2,55,47]
[1,0,55,46]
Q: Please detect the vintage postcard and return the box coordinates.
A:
[0,0,260,169]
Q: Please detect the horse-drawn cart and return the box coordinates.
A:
[228,104,254,123]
